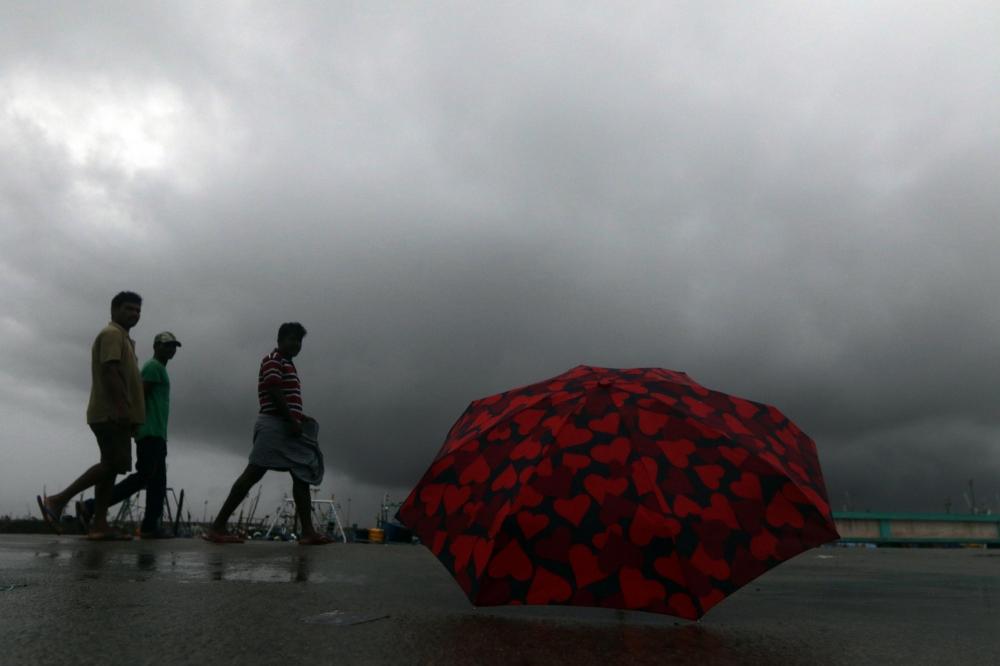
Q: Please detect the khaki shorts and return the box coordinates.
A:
[89,422,133,474]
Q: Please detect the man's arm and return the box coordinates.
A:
[103,360,130,423]
[266,384,302,436]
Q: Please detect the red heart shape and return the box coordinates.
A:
[681,396,714,417]
[702,493,739,529]
[487,539,533,581]
[765,492,804,528]
[673,495,701,517]
[569,544,608,588]
[487,425,512,441]
[691,544,731,580]
[583,474,629,503]
[513,409,546,433]
[490,464,517,491]
[722,413,752,436]
[516,486,544,508]
[510,439,542,460]
[516,511,550,539]
[619,567,665,609]
[777,427,797,447]
[526,567,572,604]
[628,504,680,546]
[462,501,484,517]
[653,553,686,586]
[556,424,593,448]
[562,453,591,472]
[554,494,592,526]
[751,529,778,559]
[718,446,749,467]
[450,535,479,571]
[637,409,668,435]
[667,593,698,620]
[443,485,471,514]
[658,439,695,468]
[588,412,620,435]
[729,396,760,419]
[730,472,762,499]
[459,456,491,485]
[591,524,622,550]
[592,437,630,465]
[694,464,725,490]
[611,391,630,408]
[419,483,445,516]
[509,394,539,409]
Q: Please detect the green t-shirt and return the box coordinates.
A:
[135,359,170,440]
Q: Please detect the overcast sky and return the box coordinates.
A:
[3,2,999,525]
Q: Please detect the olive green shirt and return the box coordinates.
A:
[86,322,145,425]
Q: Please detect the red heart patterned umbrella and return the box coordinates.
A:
[397,366,838,619]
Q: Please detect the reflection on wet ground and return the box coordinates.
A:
[2,536,997,664]
[22,541,362,584]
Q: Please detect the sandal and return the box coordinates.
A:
[36,495,63,535]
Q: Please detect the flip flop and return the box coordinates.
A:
[36,495,63,535]
[86,530,133,541]
[201,532,245,544]
[298,534,336,546]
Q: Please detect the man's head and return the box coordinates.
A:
[110,291,142,330]
[153,331,181,363]
[276,322,307,358]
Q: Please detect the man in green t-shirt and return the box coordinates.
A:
[79,331,181,538]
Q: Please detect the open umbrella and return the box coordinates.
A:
[398,366,838,619]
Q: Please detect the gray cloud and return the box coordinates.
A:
[3,2,1000,519]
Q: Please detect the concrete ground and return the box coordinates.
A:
[0,535,996,665]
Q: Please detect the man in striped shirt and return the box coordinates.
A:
[203,322,332,545]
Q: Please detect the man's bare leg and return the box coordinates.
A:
[89,471,116,534]
[208,464,267,536]
[44,462,115,520]
[292,477,317,538]
[293,477,333,545]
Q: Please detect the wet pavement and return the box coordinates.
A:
[0,535,996,665]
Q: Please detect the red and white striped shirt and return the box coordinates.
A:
[258,349,303,421]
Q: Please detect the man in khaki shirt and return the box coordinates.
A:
[38,291,145,540]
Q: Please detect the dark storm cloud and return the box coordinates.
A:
[2,2,1000,514]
